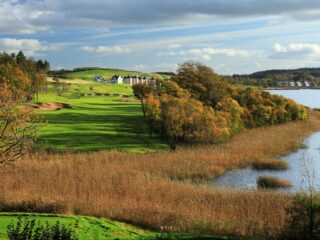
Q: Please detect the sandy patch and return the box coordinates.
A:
[29,102,72,111]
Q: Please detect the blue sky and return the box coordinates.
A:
[1,0,320,74]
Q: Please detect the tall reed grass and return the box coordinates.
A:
[0,111,319,238]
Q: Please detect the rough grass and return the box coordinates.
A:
[252,159,289,170]
[35,83,168,152]
[1,111,319,238]
[257,176,292,189]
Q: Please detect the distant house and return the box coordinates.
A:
[276,81,283,87]
[290,81,295,87]
[282,81,289,87]
[94,75,105,82]
[304,81,310,87]
[118,75,156,85]
[111,75,123,84]
[296,81,302,87]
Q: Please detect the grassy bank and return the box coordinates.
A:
[0,213,224,240]
[1,111,319,238]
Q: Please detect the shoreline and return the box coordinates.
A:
[265,87,320,90]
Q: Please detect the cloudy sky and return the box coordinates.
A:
[1,0,320,74]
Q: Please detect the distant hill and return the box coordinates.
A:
[229,67,320,88]
[49,67,171,81]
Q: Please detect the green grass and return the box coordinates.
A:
[52,68,168,81]
[0,213,228,240]
[36,82,169,152]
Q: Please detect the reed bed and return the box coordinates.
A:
[252,159,289,170]
[0,111,319,238]
[257,176,293,189]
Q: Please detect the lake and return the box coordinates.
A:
[267,89,320,109]
[212,89,320,191]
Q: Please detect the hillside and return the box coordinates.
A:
[49,67,170,81]
[229,67,320,87]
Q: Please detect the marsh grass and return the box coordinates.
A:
[257,176,292,189]
[252,159,289,170]
[0,111,319,238]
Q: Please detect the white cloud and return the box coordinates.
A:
[0,38,63,56]
[169,44,181,49]
[158,47,250,60]
[271,43,320,58]
[2,0,320,34]
[81,45,132,54]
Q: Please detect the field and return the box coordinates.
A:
[50,68,169,81]
[35,81,168,152]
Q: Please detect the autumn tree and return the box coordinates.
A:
[0,51,49,101]
[171,61,231,107]
[141,61,309,148]
[0,62,31,94]
[0,84,42,165]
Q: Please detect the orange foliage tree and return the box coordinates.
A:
[0,84,42,165]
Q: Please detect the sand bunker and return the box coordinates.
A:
[30,102,72,111]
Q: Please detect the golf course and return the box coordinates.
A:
[35,73,169,152]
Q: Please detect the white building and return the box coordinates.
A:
[121,75,156,85]
[111,75,123,84]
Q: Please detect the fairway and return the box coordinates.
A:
[36,82,168,152]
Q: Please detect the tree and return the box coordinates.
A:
[16,51,26,65]
[147,93,229,149]
[53,78,69,96]
[0,62,31,94]
[171,61,231,107]
[283,155,320,240]
[132,83,152,117]
[0,84,42,165]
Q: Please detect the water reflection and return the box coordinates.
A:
[212,89,320,191]
[212,132,320,191]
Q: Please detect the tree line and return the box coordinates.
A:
[133,61,308,149]
[0,51,50,102]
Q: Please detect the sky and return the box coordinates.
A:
[1,0,320,74]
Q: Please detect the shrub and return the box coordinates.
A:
[7,217,78,240]
[252,159,289,170]
[0,200,69,214]
[257,176,292,189]
[282,193,320,240]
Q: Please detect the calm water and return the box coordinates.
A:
[267,89,320,109]
[212,89,320,191]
